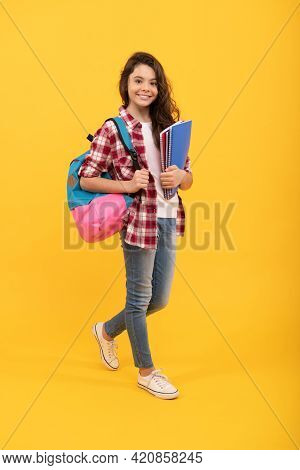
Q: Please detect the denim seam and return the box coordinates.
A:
[127,246,144,368]
[148,241,159,315]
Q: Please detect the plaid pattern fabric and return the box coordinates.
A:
[78,105,192,249]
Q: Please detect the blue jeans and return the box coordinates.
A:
[104,217,177,368]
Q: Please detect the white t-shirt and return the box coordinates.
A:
[141,121,179,218]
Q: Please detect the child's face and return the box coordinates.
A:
[127,64,158,109]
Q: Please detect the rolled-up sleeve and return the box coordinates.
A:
[183,154,192,174]
[78,124,111,178]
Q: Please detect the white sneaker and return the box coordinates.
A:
[137,369,179,399]
[92,322,119,370]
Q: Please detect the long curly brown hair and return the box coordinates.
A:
[118,51,180,150]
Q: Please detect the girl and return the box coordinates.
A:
[78,51,193,399]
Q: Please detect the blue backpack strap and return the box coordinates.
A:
[86,116,143,202]
[86,116,141,170]
[106,116,141,170]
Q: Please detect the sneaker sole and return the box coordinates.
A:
[92,323,119,371]
[137,382,179,399]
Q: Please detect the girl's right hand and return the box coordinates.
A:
[127,169,149,193]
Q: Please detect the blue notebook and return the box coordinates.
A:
[160,120,192,199]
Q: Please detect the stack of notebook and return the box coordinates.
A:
[159,120,192,199]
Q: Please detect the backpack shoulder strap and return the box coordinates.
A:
[86,116,141,170]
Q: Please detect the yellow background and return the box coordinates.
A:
[0,0,299,450]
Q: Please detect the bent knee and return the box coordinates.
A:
[148,300,169,314]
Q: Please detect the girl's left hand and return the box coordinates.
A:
[160,165,186,189]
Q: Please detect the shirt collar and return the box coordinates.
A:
[118,105,142,130]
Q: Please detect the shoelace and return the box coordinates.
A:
[147,369,169,389]
[102,337,118,359]
[108,340,118,359]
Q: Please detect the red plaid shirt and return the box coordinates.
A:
[78,105,192,249]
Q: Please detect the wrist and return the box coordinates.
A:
[123,180,133,193]
[179,170,188,189]
[179,170,193,190]
[179,169,187,185]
